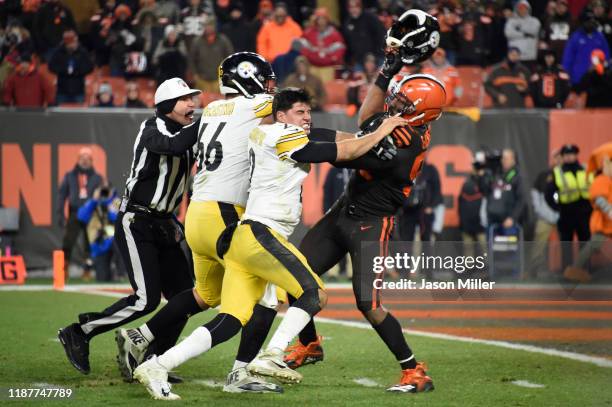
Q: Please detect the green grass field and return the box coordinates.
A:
[1,290,611,406]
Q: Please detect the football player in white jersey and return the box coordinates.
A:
[116,52,283,395]
[132,88,408,400]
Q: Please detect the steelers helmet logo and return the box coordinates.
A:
[429,31,440,48]
[237,61,257,79]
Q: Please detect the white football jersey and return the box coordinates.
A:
[191,93,273,206]
[242,122,311,238]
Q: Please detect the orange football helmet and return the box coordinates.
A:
[385,74,446,126]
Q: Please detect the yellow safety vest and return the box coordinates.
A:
[553,166,592,204]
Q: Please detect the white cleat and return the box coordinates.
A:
[133,356,180,401]
[247,348,303,384]
[115,328,148,382]
[223,367,284,393]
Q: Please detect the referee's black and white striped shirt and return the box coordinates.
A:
[124,114,199,214]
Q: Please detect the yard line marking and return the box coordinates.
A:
[312,317,612,368]
[511,380,545,388]
[353,378,382,387]
[48,338,60,343]
[192,379,224,388]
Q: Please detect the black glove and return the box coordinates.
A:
[380,50,404,79]
[372,135,397,161]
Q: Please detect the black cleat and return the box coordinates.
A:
[167,372,184,384]
[58,323,91,374]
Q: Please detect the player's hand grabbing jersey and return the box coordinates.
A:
[242,122,311,238]
[191,93,273,206]
[338,112,431,216]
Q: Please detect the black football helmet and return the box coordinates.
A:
[218,52,276,98]
[386,10,440,65]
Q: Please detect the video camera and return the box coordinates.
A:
[473,149,502,174]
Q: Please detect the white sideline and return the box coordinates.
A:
[4,285,612,368]
[511,380,545,388]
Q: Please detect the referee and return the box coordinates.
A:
[58,78,201,375]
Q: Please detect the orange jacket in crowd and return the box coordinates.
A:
[256,17,303,63]
[422,64,461,106]
[589,173,612,237]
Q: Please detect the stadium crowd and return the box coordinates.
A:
[0,0,610,109]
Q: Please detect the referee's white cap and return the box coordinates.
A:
[154,78,201,106]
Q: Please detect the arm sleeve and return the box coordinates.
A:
[308,127,337,142]
[290,141,337,163]
[141,119,200,155]
[333,151,396,170]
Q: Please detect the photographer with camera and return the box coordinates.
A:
[459,152,487,257]
[76,184,121,282]
[477,149,526,236]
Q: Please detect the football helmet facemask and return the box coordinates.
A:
[385,74,446,126]
[218,52,276,98]
[386,10,440,65]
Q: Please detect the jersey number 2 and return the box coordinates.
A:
[198,122,226,172]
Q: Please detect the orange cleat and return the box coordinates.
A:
[387,362,434,393]
[283,336,324,369]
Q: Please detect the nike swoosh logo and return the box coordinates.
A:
[360,226,373,231]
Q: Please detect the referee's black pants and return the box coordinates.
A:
[78,210,193,353]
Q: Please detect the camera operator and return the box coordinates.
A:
[477,148,526,235]
[459,152,487,257]
[77,184,121,282]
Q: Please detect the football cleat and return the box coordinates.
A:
[58,323,91,374]
[284,335,324,369]
[115,328,149,382]
[387,362,434,393]
[223,367,284,394]
[247,348,303,384]
[133,355,180,400]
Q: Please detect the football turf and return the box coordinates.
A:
[1,291,611,406]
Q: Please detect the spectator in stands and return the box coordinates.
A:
[504,0,541,69]
[562,10,610,87]
[576,49,612,107]
[253,0,274,34]
[256,2,302,63]
[77,184,121,282]
[2,53,53,107]
[376,0,402,30]
[483,1,509,65]
[90,0,119,66]
[190,16,233,92]
[300,7,346,84]
[180,0,214,50]
[58,148,103,280]
[422,47,461,106]
[107,4,139,77]
[0,24,35,91]
[342,0,385,68]
[133,10,164,68]
[124,81,147,108]
[93,82,114,107]
[272,38,303,84]
[347,52,378,114]
[540,0,573,62]
[282,56,326,111]
[429,1,461,65]
[527,149,561,278]
[221,2,258,53]
[153,25,188,85]
[529,49,571,108]
[484,47,531,108]
[32,0,76,60]
[48,29,94,104]
[455,15,487,66]
[62,0,99,36]
[592,0,612,47]
[155,0,181,25]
